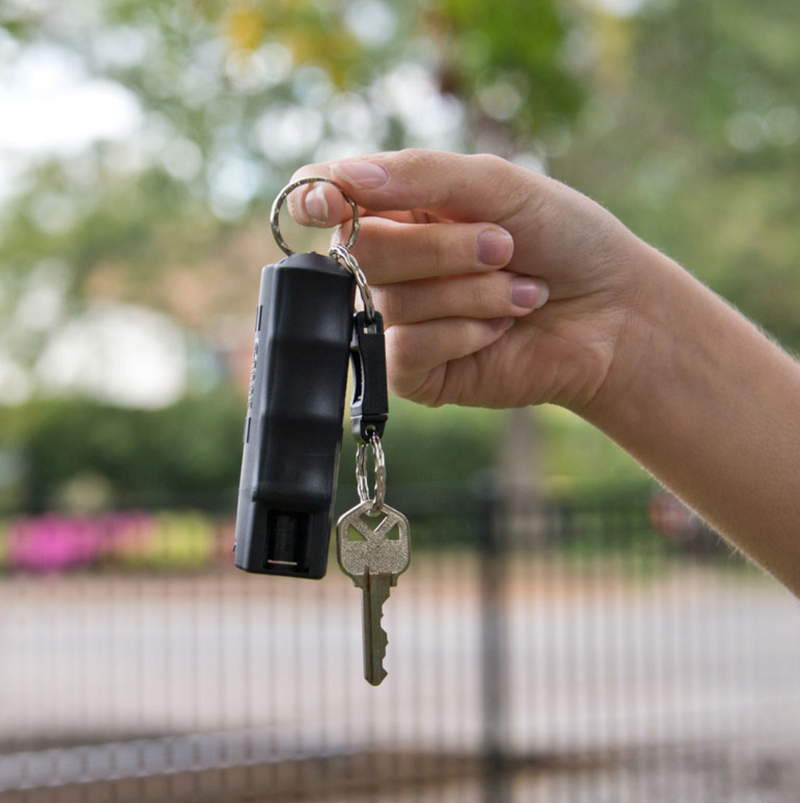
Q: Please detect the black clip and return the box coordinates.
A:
[349,310,389,443]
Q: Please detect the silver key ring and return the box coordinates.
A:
[270,176,360,256]
[356,435,386,515]
[329,242,376,324]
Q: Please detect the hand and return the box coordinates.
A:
[289,149,647,412]
[289,149,800,596]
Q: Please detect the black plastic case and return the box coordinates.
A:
[234,252,355,579]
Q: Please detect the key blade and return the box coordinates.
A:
[361,572,392,686]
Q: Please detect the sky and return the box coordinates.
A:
[0,39,141,202]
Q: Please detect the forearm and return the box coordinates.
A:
[582,244,800,593]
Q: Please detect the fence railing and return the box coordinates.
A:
[1,486,799,802]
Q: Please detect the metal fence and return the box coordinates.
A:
[1,485,799,802]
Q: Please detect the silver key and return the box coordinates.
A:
[337,500,410,686]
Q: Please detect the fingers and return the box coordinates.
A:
[332,213,546,321]
[339,216,514,284]
[288,148,539,227]
[386,317,514,402]
[373,272,549,326]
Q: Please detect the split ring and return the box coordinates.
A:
[356,435,386,516]
[270,176,360,256]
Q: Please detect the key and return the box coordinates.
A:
[337,500,411,685]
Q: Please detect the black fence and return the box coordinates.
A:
[1,485,799,802]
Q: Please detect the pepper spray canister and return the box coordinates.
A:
[234,179,359,579]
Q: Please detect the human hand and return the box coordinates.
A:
[288,149,648,412]
[288,150,800,598]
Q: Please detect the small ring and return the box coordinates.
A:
[356,436,386,515]
[270,177,360,256]
[329,243,376,323]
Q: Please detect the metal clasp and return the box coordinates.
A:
[350,310,388,444]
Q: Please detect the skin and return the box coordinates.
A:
[289,149,800,595]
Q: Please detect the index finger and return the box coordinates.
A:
[287,148,535,228]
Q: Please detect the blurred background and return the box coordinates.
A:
[1,0,799,801]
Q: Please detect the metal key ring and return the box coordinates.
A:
[270,176,360,256]
[329,242,376,324]
[356,435,386,516]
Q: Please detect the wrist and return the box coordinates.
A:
[573,239,680,425]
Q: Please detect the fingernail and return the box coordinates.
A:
[477,229,514,266]
[331,161,389,189]
[304,185,329,224]
[511,277,549,310]
[489,316,515,331]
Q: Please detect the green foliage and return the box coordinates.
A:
[538,405,655,498]
[0,387,506,515]
[0,163,216,293]
[0,386,245,512]
[3,0,798,503]
[0,0,587,505]
[380,396,502,484]
[0,0,578,293]
[436,0,583,133]
[556,0,800,353]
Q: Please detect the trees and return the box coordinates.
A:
[0,0,578,329]
[556,0,800,351]
[0,0,580,508]
[1,0,797,507]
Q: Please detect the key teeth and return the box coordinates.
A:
[366,627,389,686]
[377,602,388,653]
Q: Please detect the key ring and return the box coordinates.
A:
[356,435,386,515]
[270,176,360,256]
[329,242,376,324]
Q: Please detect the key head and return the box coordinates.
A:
[336,501,410,582]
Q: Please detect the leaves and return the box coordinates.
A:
[556,0,800,352]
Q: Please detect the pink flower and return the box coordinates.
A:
[8,515,106,573]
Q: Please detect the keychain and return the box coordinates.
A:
[331,244,411,686]
[234,177,357,579]
[234,176,411,683]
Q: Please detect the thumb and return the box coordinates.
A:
[288,148,540,227]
